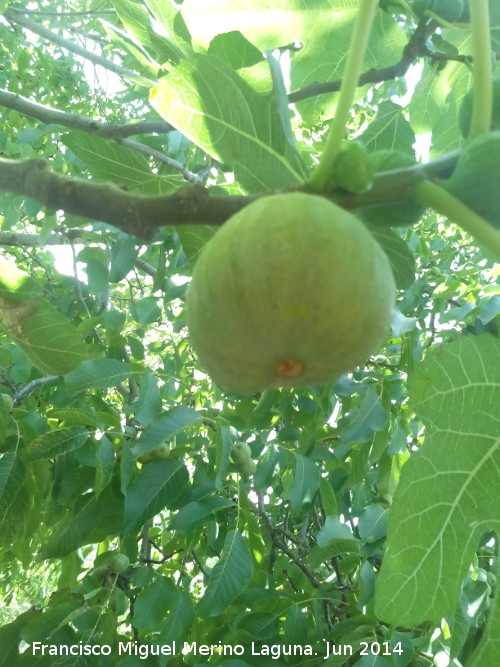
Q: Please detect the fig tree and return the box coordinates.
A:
[186,192,396,394]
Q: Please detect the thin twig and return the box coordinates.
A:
[0,89,200,181]
[0,89,174,138]
[289,19,437,103]
[13,375,60,404]
[4,8,143,83]
[255,491,321,588]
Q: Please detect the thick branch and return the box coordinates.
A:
[0,148,461,239]
[0,157,253,239]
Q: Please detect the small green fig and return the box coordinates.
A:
[137,443,170,463]
[230,442,253,465]
[331,141,373,194]
[186,192,396,394]
[239,459,257,477]
[108,553,130,573]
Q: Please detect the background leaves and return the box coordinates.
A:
[151,53,306,193]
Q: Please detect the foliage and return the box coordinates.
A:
[0,1,499,666]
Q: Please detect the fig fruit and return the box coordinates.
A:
[137,443,170,463]
[108,553,130,573]
[446,131,500,228]
[231,443,256,477]
[331,141,373,194]
[186,192,396,394]
[239,459,257,476]
[459,77,500,138]
[230,442,253,465]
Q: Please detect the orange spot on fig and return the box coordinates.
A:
[274,359,304,378]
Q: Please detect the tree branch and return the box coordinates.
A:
[256,491,321,589]
[0,89,200,181]
[0,89,173,138]
[0,231,75,246]
[289,19,437,103]
[0,157,253,239]
[4,8,145,83]
[0,147,461,239]
[12,375,60,404]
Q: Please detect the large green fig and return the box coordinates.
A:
[186,193,396,394]
[459,77,500,138]
[446,131,500,228]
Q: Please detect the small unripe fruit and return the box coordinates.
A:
[230,442,253,465]
[186,193,396,393]
[239,459,257,476]
[108,553,130,573]
[331,141,373,194]
[137,443,170,463]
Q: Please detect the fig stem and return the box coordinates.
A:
[413,180,500,258]
[308,0,378,192]
[468,0,492,139]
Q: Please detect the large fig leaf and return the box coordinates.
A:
[150,53,306,193]
[375,335,500,655]
[180,0,406,123]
